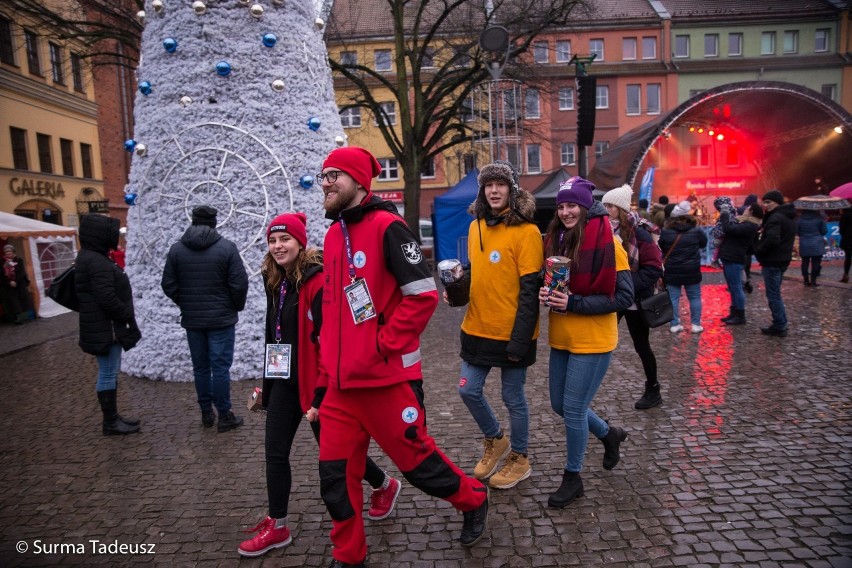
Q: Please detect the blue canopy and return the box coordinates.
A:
[433,169,478,263]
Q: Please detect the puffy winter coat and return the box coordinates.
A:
[76,215,141,356]
[161,225,248,330]
[718,212,759,265]
[755,203,796,268]
[796,210,827,258]
[658,215,707,286]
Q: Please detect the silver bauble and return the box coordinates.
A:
[335,135,346,147]
[315,17,325,30]
[134,143,148,157]
[179,96,193,107]
[136,10,146,22]
[152,0,164,14]
[192,1,206,15]
[250,4,264,18]
[271,79,285,92]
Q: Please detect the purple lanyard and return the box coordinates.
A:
[273,281,288,343]
[338,216,357,283]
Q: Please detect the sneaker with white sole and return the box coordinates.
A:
[670,324,684,333]
[691,324,704,333]
[238,516,292,557]
[366,476,401,520]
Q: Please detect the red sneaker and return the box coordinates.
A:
[366,477,402,521]
[237,516,292,557]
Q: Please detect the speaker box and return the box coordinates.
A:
[577,76,597,147]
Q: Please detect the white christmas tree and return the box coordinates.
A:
[121,0,343,381]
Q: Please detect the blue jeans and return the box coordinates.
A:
[666,283,703,326]
[761,266,787,329]
[458,361,529,453]
[548,349,612,472]
[95,342,123,392]
[186,325,236,414]
[722,261,746,310]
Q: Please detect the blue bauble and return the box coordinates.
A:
[299,175,314,189]
[216,61,231,77]
[307,117,321,131]
[124,139,136,153]
[138,81,152,95]
[262,33,277,48]
[163,38,178,53]
[124,193,139,206]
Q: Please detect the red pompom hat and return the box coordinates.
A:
[321,146,382,191]
[266,212,307,247]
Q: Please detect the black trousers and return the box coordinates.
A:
[622,309,658,389]
[265,382,385,518]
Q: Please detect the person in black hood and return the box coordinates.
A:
[75,214,142,435]
[754,190,796,337]
[161,205,249,432]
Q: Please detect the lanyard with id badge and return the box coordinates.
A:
[265,281,292,379]
[340,217,376,324]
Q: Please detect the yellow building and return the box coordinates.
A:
[0,2,107,229]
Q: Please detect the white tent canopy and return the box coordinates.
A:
[0,211,77,318]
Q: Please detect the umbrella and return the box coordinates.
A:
[829,182,852,200]
[793,194,851,210]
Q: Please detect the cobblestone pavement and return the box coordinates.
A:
[1,264,850,567]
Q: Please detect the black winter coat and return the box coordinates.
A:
[76,215,141,356]
[755,203,796,268]
[161,225,249,330]
[659,216,707,286]
[718,212,759,265]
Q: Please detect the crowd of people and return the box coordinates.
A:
[25,144,843,568]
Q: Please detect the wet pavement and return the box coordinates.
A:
[0,263,850,567]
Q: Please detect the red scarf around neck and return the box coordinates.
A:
[567,215,617,297]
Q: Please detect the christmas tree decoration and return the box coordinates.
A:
[134,143,148,157]
[237,0,250,5]
[124,192,139,206]
[262,33,277,48]
[136,10,145,22]
[299,175,314,189]
[138,81,152,95]
[250,4,264,18]
[124,139,137,152]
[271,0,284,5]
[163,38,178,53]
[152,0,164,14]
[215,61,232,76]
[123,0,344,382]
[315,17,324,30]
[334,135,346,147]
[307,117,321,131]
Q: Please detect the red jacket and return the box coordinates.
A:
[320,196,438,390]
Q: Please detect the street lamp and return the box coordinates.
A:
[479,25,511,163]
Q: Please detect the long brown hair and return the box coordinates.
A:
[261,247,323,293]
[544,206,588,261]
[610,207,632,252]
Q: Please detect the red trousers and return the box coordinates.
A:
[319,380,486,564]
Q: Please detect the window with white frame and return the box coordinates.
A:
[815,29,830,52]
[534,41,548,63]
[642,37,657,59]
[420,156,435,178]
[525,89,540,119]
[503,90,517,120]
[373,102,396,126]
[674,35,689,58]
[690,145,710,168]
[506,144,521,171]
[728,33,743,56]
[622,37,637,60]
[594,141,609,158]
[340,51,357,65]
[626,84,641,115]
[821,84,836,100]
[590,39,604,61]
[526,144,541,174]
[704,34,719,57]
[561,142,576,165]
[556,40,571,62]
[647,84,661,114]
[558,87,574,110]
[460,96,475,122]
[463,153,477,174]
[783,30,798,54]
[595,85,609,109]
[374,49,391,71]
[422,47,435,68]
[339,107,361,128]
[761,32,776,55]
[377,158,399,180]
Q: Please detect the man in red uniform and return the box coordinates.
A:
[317,146,489,568]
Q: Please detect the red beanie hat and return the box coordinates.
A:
[266,212,307,247]
[321,146,382,191]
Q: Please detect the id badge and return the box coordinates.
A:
[264,343,291,379]
[344,278,376,324]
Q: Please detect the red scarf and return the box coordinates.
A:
[567,215,617,297]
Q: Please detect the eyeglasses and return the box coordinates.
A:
[316,170,344,184]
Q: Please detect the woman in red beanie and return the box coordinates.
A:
[238,212,400,558]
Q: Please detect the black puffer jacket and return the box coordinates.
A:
[755,203,796,269]
[659,215,707,286]
[161,225,248,330]
[76,215,141,356]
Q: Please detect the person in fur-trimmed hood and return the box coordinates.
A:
[455,160,543,491]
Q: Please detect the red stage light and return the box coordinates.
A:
[698,127,704,133]
[708,130,715,136]
[689,126,695,132]
[717,134,724,141]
